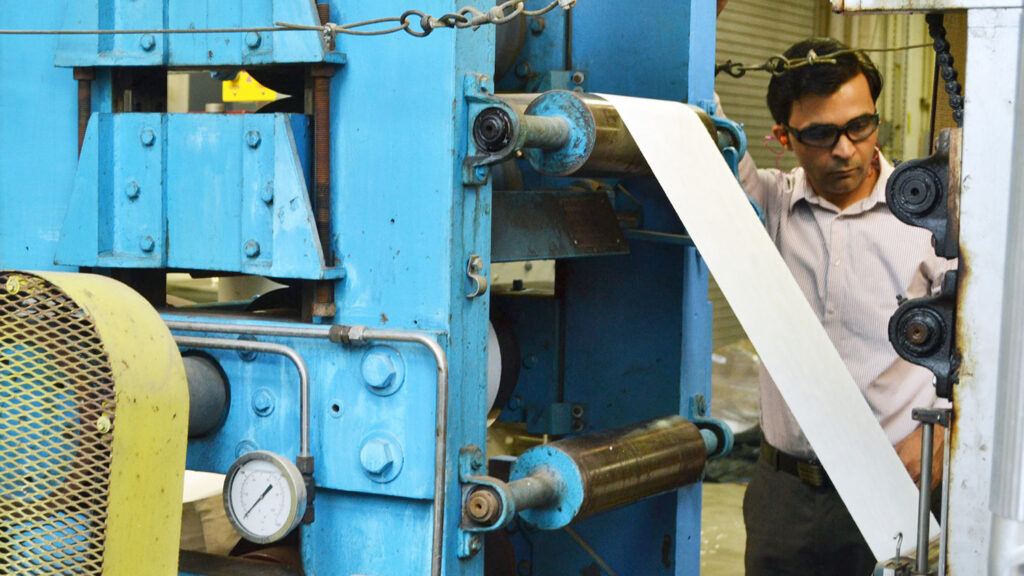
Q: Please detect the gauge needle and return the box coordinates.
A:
[244,484,274,518]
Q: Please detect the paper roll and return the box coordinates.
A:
[598,93,936,559]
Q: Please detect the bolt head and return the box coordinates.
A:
[360,438,395,475]
[515,62,531,78]
[139,34,156,51]
[362,351,397,389]
[246,130,262,148]
[244,240,261,258]
[529,17,546,34]
[139,129,156,147]
[125,181,140,200]
[571,71,585,85]
[261,182,275,204]
[139,235,155,253]
[245,31,262,49]
[252,389,274,416]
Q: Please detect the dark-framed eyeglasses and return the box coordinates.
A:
[785,113,880,149]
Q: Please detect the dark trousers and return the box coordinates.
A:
[743,458,876,576]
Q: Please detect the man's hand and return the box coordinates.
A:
[894,424,945,491]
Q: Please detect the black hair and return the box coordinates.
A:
[766,37,883,125]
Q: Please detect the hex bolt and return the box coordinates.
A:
[246,130,262,149]
[252,389,274,417]
[244,240,261,258]
[125,181,140,200]
[469,534,483,553]
[529,17,546,35]
[515,62,531,79]
[245,31,262,49]
[139,129,156,147]
[362,350,398,390]
[139,34,156,51]
[360,438,395,476]
[139,235,155,253]
[571,71,586,85]
[261,182,275,204]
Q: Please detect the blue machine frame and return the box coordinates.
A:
[0,1,733,575]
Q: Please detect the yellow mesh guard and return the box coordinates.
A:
[0,271,188,576]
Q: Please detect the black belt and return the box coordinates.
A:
[760,441,831,488]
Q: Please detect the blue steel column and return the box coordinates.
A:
[301,1,492,575]
[677,4,716,575]
[0,1,79,271]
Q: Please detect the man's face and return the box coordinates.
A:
[772,73,879,208]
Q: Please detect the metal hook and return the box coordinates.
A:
[466,254,488,299]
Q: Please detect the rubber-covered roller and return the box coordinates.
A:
[183,353,229,437]
[508,415,708,530]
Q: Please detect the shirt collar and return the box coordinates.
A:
[789,151,894,214]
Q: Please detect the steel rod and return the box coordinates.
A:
[917,422,935,575]
[939,421,952,576]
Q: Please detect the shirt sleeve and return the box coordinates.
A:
[714,92,781,210]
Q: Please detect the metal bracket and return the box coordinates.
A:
[689,394,734,460]
[456,446,501,559]
[886,128,961,259]
[462,74,515,186]
[889,271,960,400]
[465,254,488,299]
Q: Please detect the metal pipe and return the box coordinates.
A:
[164,318,450,576]
[174,335,311,459]
[359,328,449,576]
[917,422,934,575]
[165,318,332,339]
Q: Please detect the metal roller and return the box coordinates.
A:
[473,91,717,178]
[464,415,711,531]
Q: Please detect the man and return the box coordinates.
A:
[733,38,951,575]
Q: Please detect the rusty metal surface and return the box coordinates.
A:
[312,63,336,318]
[491,189,627,262]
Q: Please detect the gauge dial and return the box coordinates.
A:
[223,450,307,544]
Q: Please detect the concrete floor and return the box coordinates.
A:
[701,483,747,576]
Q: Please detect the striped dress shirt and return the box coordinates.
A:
[739,153,953,458]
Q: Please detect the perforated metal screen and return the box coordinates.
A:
[0,272,115,575]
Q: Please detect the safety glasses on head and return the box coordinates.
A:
[785,113,879,149]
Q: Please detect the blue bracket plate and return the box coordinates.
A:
[54,0,346,67]
[56,112,343,280]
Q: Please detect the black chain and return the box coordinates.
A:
[926,13,964,127]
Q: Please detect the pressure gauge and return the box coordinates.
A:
[223,450,307,544]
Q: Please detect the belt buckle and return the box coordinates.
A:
[796,462,826,487]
